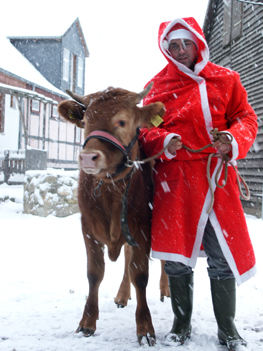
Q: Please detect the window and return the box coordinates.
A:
[77,57,84,88]
[52,104,59,118]
[223,0,243,47]
[31,99,40,113]
[75,126,81,144]
[70,53,76,91]
[10,95,17,109]
[0,93,5,133]
[63,48,70,81]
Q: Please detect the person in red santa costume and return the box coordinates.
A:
[139,17,258,350]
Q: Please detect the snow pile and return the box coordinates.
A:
[0,183,23,202]
[23,169,79,217]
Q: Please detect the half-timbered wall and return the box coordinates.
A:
[22,99,82,169]
[0,85,82,170]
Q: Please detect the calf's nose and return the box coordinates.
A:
[79,152,99,169]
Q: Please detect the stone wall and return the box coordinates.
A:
[23,169,79,217]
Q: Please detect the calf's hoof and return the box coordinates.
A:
[115,302,125,308]
[138,333,156,346]
[76,326,95,337]
[114,296,131,308]
[160,288,170,302]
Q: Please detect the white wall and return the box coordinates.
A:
[0,94,20,150]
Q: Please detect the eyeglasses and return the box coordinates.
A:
[169,41,194,53]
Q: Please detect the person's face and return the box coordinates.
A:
[168,39,198,70]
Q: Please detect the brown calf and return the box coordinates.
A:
[58,84,167,345]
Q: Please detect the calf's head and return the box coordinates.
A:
[58,83,165,179]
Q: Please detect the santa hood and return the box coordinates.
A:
[158,17,210,76]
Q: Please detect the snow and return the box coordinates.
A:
[26,169,79,179]
[0,184,263,351]
[8,150,26,159]
[8,173,25,183]
[0,2,261,347]
[0,183,24,202]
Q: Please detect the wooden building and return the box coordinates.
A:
[0,18,89,176]
[203,0,263,217]
[8,18,89,96]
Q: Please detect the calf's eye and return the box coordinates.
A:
[118,120,126,127]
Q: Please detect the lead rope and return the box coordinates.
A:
[137,128,250,214]
[120,172,138,246]
[204,133,250,212]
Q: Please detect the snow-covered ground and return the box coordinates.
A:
[0,183,262,351]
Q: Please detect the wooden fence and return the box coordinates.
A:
[0,149,47,184]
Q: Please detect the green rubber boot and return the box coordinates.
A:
[165,273,194,345]
[210,278,247,351]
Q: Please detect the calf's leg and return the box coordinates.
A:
[129,246,155,346]
[114,244,131,307]
[76,233,105,337]
[160,260,170,301]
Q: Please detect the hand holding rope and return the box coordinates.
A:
[135,128,250,214]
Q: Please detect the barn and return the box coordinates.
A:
[203,0,263,218]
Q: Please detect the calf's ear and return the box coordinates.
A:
[58,100,86,128]
[139,102,166,129]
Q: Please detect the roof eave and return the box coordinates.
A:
[62,18,90,57]
[0,67,68,99]
[7,36,62,41]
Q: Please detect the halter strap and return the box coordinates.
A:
[83,130,127,154]
[82,128,140,176]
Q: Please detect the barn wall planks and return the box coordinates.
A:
[203,0,263,217]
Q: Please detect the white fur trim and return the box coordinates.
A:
[197,78,213,139]
[209,210,256,286]
[239,266,257,285]
[164,133,181,159]
[160,18,209,76]
[163,40,169,50]
[228,132,239,161]
[188,158,222,267]
[167,29,199,48]
[152,250,195,267]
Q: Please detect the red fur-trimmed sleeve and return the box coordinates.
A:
[225,71,258,160]
[139,127,176,161]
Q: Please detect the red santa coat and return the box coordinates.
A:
[139,17,258,285]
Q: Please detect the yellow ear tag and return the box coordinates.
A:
[151,115,164,127]
[68,109,75,120]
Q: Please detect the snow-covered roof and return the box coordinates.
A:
[7,18,89,58]
[0,82,58,104]
[0,36,68,98]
